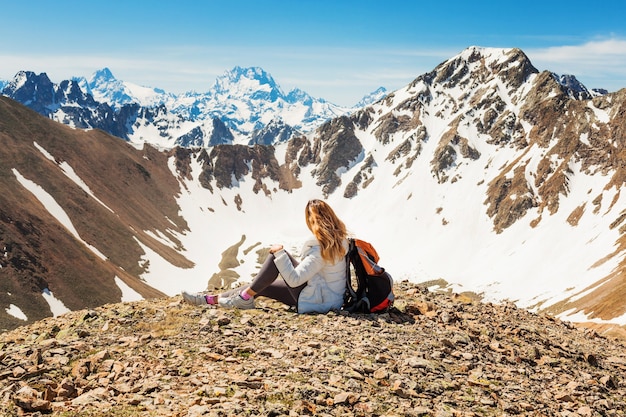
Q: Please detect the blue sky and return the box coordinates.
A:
[1,0,625,106]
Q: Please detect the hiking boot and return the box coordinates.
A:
[218,292,256,310]
[181,291,208,306]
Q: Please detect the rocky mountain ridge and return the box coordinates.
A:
[1,282,625,416]
[1,46,626,340]
[324,47,626,324]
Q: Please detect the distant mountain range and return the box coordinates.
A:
[1,46,625,338]
[0,66,388,148]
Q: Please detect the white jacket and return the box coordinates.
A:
[273,237,348,314]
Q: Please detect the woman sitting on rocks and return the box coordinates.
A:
[182,199,349,313]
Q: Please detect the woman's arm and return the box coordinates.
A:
[269,244,283,254]
[273,245,325,288]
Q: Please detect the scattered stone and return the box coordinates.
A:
[0,281,625,416]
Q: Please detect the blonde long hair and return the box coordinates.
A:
[305,199,347,263]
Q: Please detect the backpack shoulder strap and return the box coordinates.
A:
[343,238,358,309]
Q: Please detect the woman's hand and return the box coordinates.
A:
[270,244,284,254]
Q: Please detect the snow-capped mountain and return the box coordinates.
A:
[1,46,625,338]
[0,70,132,138]
[354,86,387,108]
[164,66,351,137]
[2,66,385,148]
[74,67,173,109]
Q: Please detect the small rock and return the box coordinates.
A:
[12,366,26,378]
[217,316,231,326]
[555,392,575,402]
[373,367,388,380]
[14,396,51,412]
[333,392,350,404]
[187,404,211,417]
[600,374,618,389]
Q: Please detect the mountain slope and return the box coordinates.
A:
[1,46,625,337]
[0,97,186,330]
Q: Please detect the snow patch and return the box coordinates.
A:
[558,308,626,326]
[6,304,28,321]
[12,169,108,260]
[42,288,71,317]
[587,102,610,123]
[33,141,115,213]
[115,277,144,302]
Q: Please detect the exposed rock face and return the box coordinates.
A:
[1,71,135,139]
[1,282,625,416]
[312,116,363,197]
[248,119,299,146]
[209,145,280,193]
[344,155,376,199]
[207,118,236,146]
[485,164,537,232]
[431,124,481,183]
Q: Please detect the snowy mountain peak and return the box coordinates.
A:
[2,64,355,146]
[5,71,52,92]
[552,73,604,99]
[433,47,607,103]
[354,86,387,107]
[437,47,537,89]
[227,66,275,84]
[458,45,515,61]
[91,67,116,84]
[79,67,173,110]
[212,66,285,102]
[160,66,352,140]
[85,67,134,108]
[2,71,58,114]
[286,87,313,105]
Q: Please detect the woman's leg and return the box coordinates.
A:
[254,276,305,307]
[246,253,283,293]
[184,252,305,308]
[214,254,284,301]
[235,252,305,307]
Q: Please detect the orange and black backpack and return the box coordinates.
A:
[343,238,394,313]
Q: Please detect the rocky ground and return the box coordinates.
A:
[1,281,625,417]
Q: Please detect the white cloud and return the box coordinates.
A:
[525,38,626,91]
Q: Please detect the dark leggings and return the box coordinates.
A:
[225,252,306,307]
